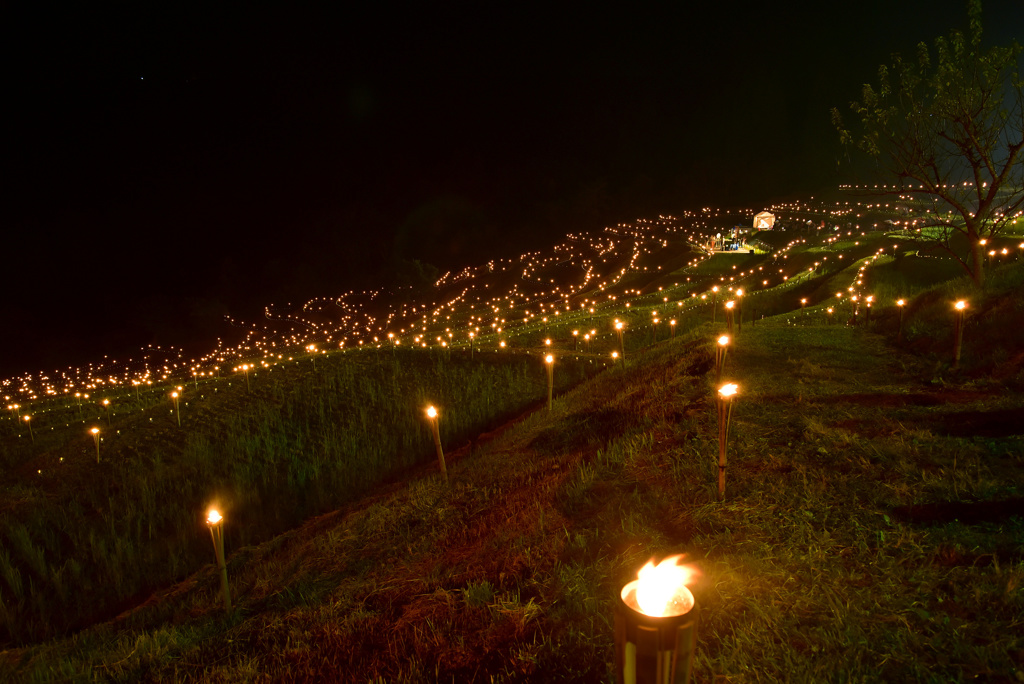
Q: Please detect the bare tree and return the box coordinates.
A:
[832,0,1023,285]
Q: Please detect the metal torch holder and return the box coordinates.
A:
[614,584,698,684]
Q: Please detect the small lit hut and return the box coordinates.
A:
[753,211,775,230]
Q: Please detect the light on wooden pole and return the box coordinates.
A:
[171,391,181,427]
[615,321,626,366]
[896,299,906,342]
[711,286,719,323]
[545,354,555,411]
[715,335,730,385]
[735,289,744,333]
[23,415,33,443]
[716,384,738,501]
[572,329,579,352]
[206,508,232,611]
[670,319,676,339]
[725,301,735,337]
[426,406,448,482]
[91,427,100,463]
[953,300,967,368]
[102,398,111,426]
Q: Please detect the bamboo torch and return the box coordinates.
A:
[426,406,448,482]
[716,383,738,501]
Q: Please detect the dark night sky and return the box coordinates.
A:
[4,1,1022,375]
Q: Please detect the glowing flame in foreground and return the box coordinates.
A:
[955,300,967,311]
[717,335,729,346]
[622,555,696,617]
[426,406,437,419]
[719,383,738,399]
[207,509,222,525]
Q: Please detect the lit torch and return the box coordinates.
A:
[545,354,555,411]
[171,391,181,427]
[716,383,738,501]
[896,299,905,341]
[91,427,100,463]
[615,555,699,684]
[615,321,626,366]
[426,406,448,483]
[953,300,967,368]
[735,289,744,333]
[206,508,231,611]
[715,335,729,385]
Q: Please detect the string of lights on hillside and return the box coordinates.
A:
[3,192,1020,405]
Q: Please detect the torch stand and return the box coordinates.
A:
[953,309,965,368]
[615,584,698,684]
[716,395,734,501]
[430,418,448,482]
[208,522,232,611]
[546,362,554,411]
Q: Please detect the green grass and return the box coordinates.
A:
[0,348,603,645]
[4,311,1022,682]
[2,227,1023,682]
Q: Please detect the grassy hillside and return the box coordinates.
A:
[0,350,603,645]
[2,222,1023,682]
[6,263,1024,681]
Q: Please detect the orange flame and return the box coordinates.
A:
[624,555,696,617]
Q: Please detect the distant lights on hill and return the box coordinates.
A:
[6,190,1013,400]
